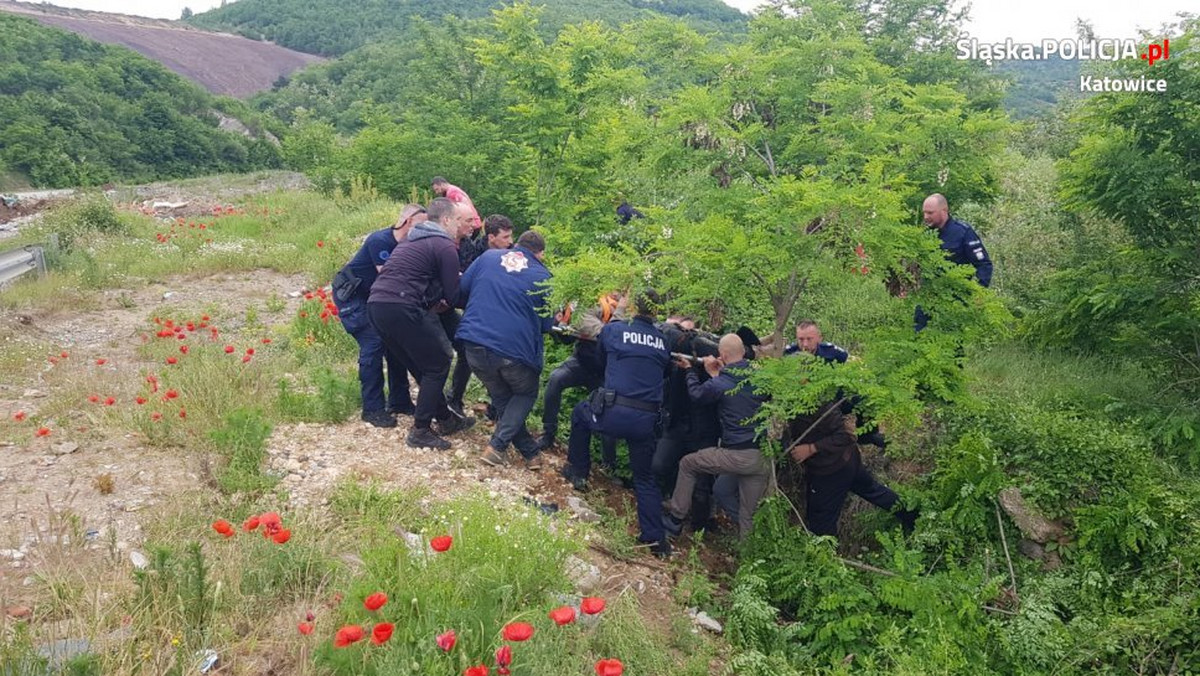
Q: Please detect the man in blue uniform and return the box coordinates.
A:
[662,334,771,539]
[783,320,849,363]
[332,203,426,428]
[562,291,672,557]
[456,230,554,469]
[915,193,993,331]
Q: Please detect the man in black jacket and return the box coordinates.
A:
[368,198,475,449]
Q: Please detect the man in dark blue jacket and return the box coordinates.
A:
[915,193,993,331]
[333,204,425,428]
[563,291,672,557]
[662,334,771,539]
[369,198,475,450]
[457,230,554,469]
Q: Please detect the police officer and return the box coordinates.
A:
[562,291,672,557]
[915,193,993,331]
[662,334,771,539]
[785,319,885,448]
[332,204,425,427]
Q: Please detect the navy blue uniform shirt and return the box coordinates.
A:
[598,316,670,404]
[456,247,553,370]
[345,228,400,300]
[939,217,992,287]
[783,341,849,364]
[685,360,766,447]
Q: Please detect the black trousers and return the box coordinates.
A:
[440,310,473,405]
[806,447,904,537]
[369,302,453,429]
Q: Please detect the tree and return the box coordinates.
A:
[181,7,193,20]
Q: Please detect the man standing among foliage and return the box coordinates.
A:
[916,193,993,332]
[332,203,425,428]
[457,230,553,469]
[432,176,481,232]
[368,199,475,449]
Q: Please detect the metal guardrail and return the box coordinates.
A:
[0,244,46,286]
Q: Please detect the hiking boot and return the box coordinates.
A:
[485,403,498,422]
[362,409,397,428]
[524,452,546,471]
[437,413,476,436]
[446,399,466,419]
[662,512,684,537]
[407,427,451,450]
[652,537,672,559]
[479,447,508,467]
[535,433,562,454]
[560,465,588,492]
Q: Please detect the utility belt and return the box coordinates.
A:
[589,388,669,434]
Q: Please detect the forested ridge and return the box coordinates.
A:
[0,13,281,188]
[4,0,1200,672]
[185,0,748,56]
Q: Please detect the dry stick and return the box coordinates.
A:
[994,501,1020,609]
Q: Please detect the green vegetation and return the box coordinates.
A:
[186,0,746,56]
[0,13,280,188]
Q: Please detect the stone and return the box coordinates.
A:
[129,550,149,570]
[998,487,1066,544]
[51,442,80,455]
[565,555,602,593]
[37,637,93,667]
[565,496,601,523]
[23,389,47,398]
[687,607,724,634]
[1017,539,1045,561]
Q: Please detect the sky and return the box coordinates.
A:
[33,0,1198,43]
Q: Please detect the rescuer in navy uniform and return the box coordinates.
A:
[915,193,993,331]
[562,290,672,557]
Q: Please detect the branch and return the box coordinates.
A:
[994,501,1020,610]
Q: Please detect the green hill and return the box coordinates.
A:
[0,13,281,188]
[185,0,746,57]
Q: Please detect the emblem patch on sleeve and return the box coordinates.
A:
[500,251,528,273]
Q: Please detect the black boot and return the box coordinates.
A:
[362,409,397,428]
[407,427,451,450]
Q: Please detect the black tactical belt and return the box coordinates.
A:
[614,394,660,413]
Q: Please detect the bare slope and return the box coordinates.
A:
[0,1,323,98]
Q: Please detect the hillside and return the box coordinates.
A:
[0,13,280,187]
[186,0,746,56]
[0,0,323,98]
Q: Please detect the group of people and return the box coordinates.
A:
[332,180,993,557]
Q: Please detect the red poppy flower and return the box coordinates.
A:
[151,412,162,422]
[495,644,512,668]
[371,622,394,645]
[855,242,867,260]
[260,512,282,528]
[298,622,314,635]
[241,355,252,363]
[272,528,291,544]
[430,535,453,552]
[104,397,116,406]
[165,389,178,400]
[581,597,606,615]
[243,515,260,531]
[201,315,210,321]
[13,411,26,422]
[316,240,324,248]
[212,520,234,537]
[176,333,186,341]
[319,310,330,321]
[180,345,189,354]
[136,396,147,405]
[35,427,51,437]
[178,409,187,419]
[261,338,272,344]
[166,357,178,365]
[224,345,235,354]
[304,293,314,300]
[48,357,58,365]
[88,395,100,403]
[464,666,489,676]
[860,265,870,275]
[333,625,364,648]
[245,348,255,356]
[60,351,68,359]
[186,322,195,332]
[595,658,624,676]
[364,592,388,611]
[328,305,339,316]
[436,629,456,652]
[549,606,576,626]
[501,622,534,642]
[95,358,107,365]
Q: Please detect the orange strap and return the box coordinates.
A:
[599,294,618,324]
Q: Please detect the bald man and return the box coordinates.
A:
[662,334,771,539]
[921,193,992,288]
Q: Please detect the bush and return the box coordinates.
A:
[209,407,275,495]
[42,194,128,253]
